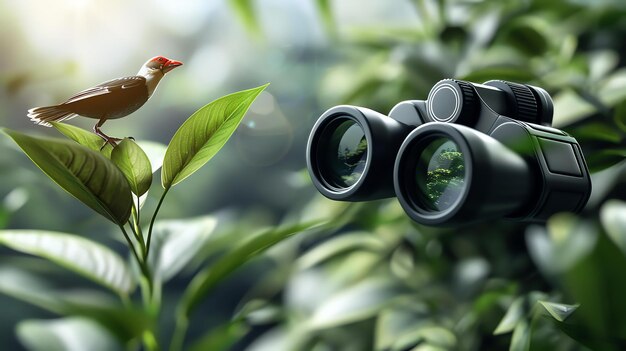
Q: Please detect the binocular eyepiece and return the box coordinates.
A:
[306,79,591,225]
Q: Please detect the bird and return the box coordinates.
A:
[28,56,183,148]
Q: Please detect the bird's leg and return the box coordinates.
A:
[94,117,122,150]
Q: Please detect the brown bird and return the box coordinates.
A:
[28,56,183,147]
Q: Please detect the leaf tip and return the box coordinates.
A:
[1,127,15,137]
[252,83,270,93]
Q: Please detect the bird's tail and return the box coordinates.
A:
[27,105,77,127]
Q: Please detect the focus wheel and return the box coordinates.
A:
[426,79,478,125]
[484,80,539,124]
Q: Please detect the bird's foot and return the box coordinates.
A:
[99,137,123,150]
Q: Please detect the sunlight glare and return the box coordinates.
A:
[65,0,91,11]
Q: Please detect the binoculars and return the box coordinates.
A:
[306,79,592,225]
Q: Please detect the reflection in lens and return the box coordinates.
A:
[319,119,368,188]
[416,138,465,211]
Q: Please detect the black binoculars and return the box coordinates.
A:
[306,79,592,225]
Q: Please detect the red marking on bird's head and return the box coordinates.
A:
[150,56,168,63]
[148,56,183,73]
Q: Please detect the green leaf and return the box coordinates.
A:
[0,266,66,313]
[135,141,167,173]
[549,220,626,347]
[310,278,403,329]
[148,216,218,282]
[0,230,135,295]
[111,139,152,197]
[0,267,148,342]
[509,320,531,351]
[52,122,166,174]
[598,69,626,108]
[51,122,113,158]
[161,84,268,188]
[129,141,166,210]
[189,320,248,351]
[179,220,323,318]
[538,301,579,322]
[17,317,122,351]
[601,200,626,254]
[494,297,524,335]
[297,232,385,270]
[3,129,132,224]
[234,299,282,325]
[53,121,166,176]
[498,18,549,56]
[0,187,29,229]
[552,89,597,127]
[390,243,416,279]
[525,214,598,275]
[589,51,618,81]
[392,325,457,350]
[614,100,626,133]
[375,301,429,351]
[229,0,262,37]
[315,0,335,34]
[3,187,29,212]
[245,327,292,351]
[375,298,457,351]
[585,149,626,173]
[571,122,623,143]
[555,321,626,351]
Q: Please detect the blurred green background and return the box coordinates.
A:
[0,0,625,350]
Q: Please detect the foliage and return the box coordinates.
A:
[0,0,625,350]
[224,0,626,350]
[424,147,464,209]
[0,84,303,350]
[3,130,133,225]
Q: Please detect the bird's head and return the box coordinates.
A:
[143,56,183,74]
[138,56,182,96]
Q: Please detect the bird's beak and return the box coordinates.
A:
[162,59,183,73]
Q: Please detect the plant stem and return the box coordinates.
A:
[146,187,170,258]
[129,221,146,259]
[122,224,159,351]
[120,225,143,270]
[136,195,142,225]
[136,197,145,247]
[130,196,147,258]
[125,189,171,350]
[120,225,153,298]
[169,315,189,351]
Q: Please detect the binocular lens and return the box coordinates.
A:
[307,105,413,201]
[317,117,368,189]
[415,137,466,211]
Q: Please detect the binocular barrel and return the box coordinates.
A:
[306,79,591,225]
[394,123,535,225]
[306,105,413,201]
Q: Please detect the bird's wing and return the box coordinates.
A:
[63,76,147,104]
